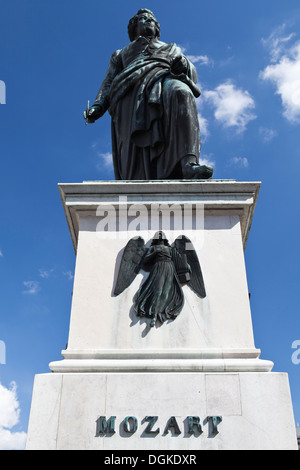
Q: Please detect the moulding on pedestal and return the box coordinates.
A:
[58,180,260,252]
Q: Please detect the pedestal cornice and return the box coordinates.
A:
[58,180,261,252]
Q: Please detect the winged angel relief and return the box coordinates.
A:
[113,231,206,327]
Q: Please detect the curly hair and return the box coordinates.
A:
[127,9,160,42]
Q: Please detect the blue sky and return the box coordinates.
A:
[0,0,300,449]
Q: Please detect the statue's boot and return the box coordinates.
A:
[181,155,213,180]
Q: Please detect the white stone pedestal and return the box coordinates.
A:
[26,371,297,450]
[26,180,298,450]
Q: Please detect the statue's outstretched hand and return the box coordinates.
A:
[83,104,105,124]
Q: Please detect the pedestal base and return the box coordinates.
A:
[26,371,298,450]
[26,181,297,450]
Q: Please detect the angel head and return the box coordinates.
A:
[150,231,170,246]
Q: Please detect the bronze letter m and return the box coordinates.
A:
[96,416,116,435]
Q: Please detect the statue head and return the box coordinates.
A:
[151,231,170,246]
[128,9,160,42]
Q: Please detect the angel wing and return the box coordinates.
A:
[113,236,148,296]
[173,235,206,298]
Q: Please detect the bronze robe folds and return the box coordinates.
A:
[134,244,184,324]
[93,37,201,180]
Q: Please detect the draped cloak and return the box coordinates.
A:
[134,244,184,324]
[93,37,201,180]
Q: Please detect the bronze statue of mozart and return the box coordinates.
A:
[84,9,213,181]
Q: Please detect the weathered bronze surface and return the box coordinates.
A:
[114,231,206,327]
[84,9,213,180]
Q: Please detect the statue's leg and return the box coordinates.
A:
[161,78,213,179]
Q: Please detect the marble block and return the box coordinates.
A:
[26,371,298,450]
[49,180,272,373]
[26,180,297,450]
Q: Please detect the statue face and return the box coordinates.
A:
[135,12,157,39]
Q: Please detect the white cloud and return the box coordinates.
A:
[0,382,27,450]
[39,268,54,279]
[261,24,296,63]
[219,55,235,68]
[195,85,210,142]
[197,112,210,142]
[229,156,249,168]
[0,428,27,450]
[260,25,300,123]
[186,54,212,66]
[0,250,3,257]
[203,80,256,133]
[260,43,300,123]
[23,280,40,295]
[97,152,113,169]
[259,126,278,142]
[199,153,215,167]
[179,45,213,66]
[90,142,114,172]
[63,270,74,281]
